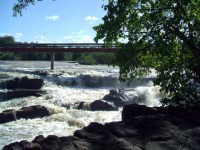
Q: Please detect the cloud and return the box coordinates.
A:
[73,34,94,43]
[34,35,49,43]
[45,15,60,21]
[77,30,86,34]
[85,16,99,21]
[57,31,95,43]
[15,33,23,40]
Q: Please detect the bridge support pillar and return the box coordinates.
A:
[51,53,55,70]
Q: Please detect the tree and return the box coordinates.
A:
[94,0,200,105]
[0,36,17,60]
[12,0,200,104]
[0,36,15,44]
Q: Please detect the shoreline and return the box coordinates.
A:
[3,103,200,149]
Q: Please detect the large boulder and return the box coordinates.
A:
[17,105,50,119]
[81,75,103,88]
[0,105,50,124]
[0,89,46,101]
[65,100,118,111]
[80,75,119,87]
[90,100,118,111]
[0,109,16,124]
[0,76,44,90]
[122,104,159,123]
[0,76,45,101]
[32,70,49,76]
[103,89,130,107]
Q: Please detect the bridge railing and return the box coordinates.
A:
[0,43,118,49]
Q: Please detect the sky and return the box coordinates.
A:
[0,0,107,43]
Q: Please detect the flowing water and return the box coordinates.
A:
[0,61,162,148]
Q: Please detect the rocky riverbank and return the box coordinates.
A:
[3,103,200,150]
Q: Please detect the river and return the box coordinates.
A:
[0,61,162,148]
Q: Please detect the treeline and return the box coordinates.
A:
[0,36,114,65]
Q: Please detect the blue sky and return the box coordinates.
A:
[0,0,106,43]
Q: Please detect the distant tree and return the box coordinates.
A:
[91,53,114,64]
[0,36,15,44]
[0,36,17,60]
[72,52,81,61]
[77,54,97,65]
[94,0,200,105]
[55,52,72,61]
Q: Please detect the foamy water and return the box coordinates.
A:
[0,61,161,148]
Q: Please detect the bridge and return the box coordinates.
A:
[0,43,118,69]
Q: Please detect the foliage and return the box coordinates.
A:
[13,0,46,16]
[91,53,114,65]
[94,0,200,105]
[0,36,15,44]
[77,54,97,65]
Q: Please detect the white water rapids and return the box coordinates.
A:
[0,61,162,148]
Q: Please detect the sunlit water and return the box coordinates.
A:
[0,61,162,148]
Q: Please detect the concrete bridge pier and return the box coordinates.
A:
[51,53,55,70]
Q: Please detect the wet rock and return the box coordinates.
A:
[0,89,46,101]
[83,75,103,87]
[32,70,49,76]
[72,100,118,111]
[77,101,85,110]
[17,105,50,119]
[90,100,118,111]
[0,74,11,79]
[0,76,44,90]
[56,77,80,86]
[0,76,45,101]
[3,105,200,150]
[81,75,118,87]
[0,105,50,124]
[0,109,16,124]
[103,89,129,107]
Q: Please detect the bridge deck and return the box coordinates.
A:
[0,43,118,53]
[0,43,118,69]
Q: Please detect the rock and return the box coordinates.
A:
[32,70,49,76]
[0,105,50,124]
[0,109,16,124]
[90,100,118,111]
[77,101,85,110]
[167,103,200,123]
[3,140,42,150]
[103,89,130,107]
[3,104,200,150]
[17,105,50,119]
[41,135,62,150]
[0,89,46,101]
[122,104,158,122]
[72,100,118,111]
[83,75,103,87]
[0,76,44,90]
[0,74,11,79]
[32,135,45,144]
